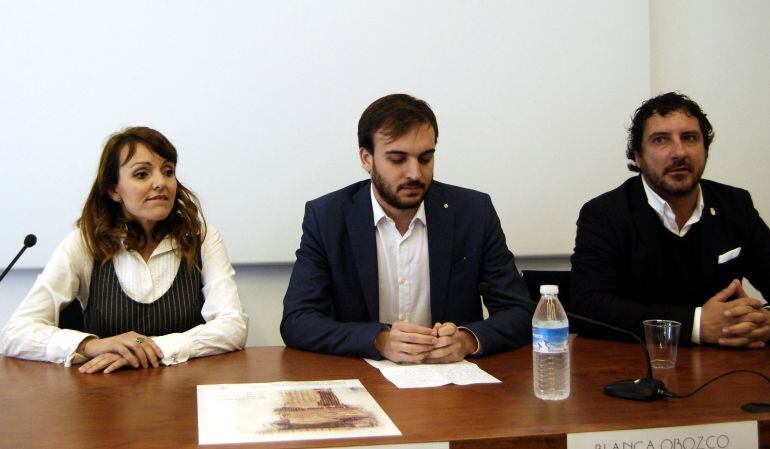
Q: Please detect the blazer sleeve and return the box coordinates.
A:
[570,199,696,344]
[461,195,534,355]
[742,192,770,298]
[280,202,386,359]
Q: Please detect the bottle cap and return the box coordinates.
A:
[539,284,559,295]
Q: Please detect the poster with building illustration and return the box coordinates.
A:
[197,379,400,444]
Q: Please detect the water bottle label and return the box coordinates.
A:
[532,327,568,353]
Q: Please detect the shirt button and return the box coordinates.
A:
[399,278,406,285]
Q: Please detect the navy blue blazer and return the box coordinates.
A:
[570,176,770,344]
[281,180,532,359]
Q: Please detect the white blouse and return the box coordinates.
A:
[0,225,248,366]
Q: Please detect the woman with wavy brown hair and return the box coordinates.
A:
[0,127,248,373]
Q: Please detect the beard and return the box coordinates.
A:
[644,159,704,198]
[371,164,430,210]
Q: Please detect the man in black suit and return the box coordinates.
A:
[281,94,532,362]
[571,92,770,347]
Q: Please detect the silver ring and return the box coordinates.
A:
[135,337,145,344]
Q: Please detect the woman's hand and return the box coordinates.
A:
[79,352,131,374]
[79,332,164,373]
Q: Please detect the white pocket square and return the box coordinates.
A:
[718,247,741,264]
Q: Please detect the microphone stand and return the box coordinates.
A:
[479,282,668,401]
[0,234,37,283]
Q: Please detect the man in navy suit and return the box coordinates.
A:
[281,94,532,362]
[571,92,770,347]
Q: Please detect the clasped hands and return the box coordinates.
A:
[701,279,770,348]
[77,331,164,374]
[375,321,478,363]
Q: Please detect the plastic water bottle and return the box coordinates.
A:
[532,284,570,400]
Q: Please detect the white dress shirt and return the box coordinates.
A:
[640,176,705,343]
[0,225,248,366]
[370,186,481,353]
[372,186,431,327]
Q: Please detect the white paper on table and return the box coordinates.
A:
[197,379,400,445]
[365,358,501,388]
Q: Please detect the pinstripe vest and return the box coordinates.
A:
[83,255,205,338]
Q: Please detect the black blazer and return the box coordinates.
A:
[281,180,532,359]
[570,176,770,344]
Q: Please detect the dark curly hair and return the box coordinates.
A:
[626,92,714,172]
[77,127,205,271]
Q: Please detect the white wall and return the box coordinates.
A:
[0,0,650,266]
[651,0,770,222]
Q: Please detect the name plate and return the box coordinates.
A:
[567,421,757,449]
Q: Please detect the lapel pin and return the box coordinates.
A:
[443,203,449,209]
[710,208,716,216]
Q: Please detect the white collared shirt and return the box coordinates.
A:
[640,175,704,237]
[640,176,705,343]
[0,225,248,366]
[372,186,431,327]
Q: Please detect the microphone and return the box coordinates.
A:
[0,234,37,283]
[478,282,668,401]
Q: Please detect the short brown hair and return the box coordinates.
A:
[77,127,205,271]
[358,93,438,153]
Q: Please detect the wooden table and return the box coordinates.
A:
[1,338,769,449]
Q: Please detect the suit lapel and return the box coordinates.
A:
[425,183,454,323]
[344,181,380,321]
